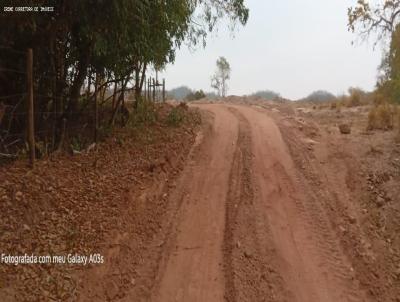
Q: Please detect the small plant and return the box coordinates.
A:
[367,103,395,130]
[70,136,84,151]
[35,141,50,158]
[397,110,400,141]
[339,123,351,134]
[99,123,114,139]
[166,106,186,127]
[347,89,362,107]
[373,92,390,106]
[336,95,348,110]
[129,98,157,126]
[185,90,206,101]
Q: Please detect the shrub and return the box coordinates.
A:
[367,103,395,130]
[166,106,186,127]
[339,123,351,134]
[347,88,362,107]
[129,98,157,126]
[185,90,206,101]
[397,112,400,141]
[334,95,348,110]
[373,91,391,106]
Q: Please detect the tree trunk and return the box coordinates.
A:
[134,62,141,102]
[139,62,147,94]
[112,81,118,110]
[110,76,129,126]
[67,51,89,117]
[53,35,67,149]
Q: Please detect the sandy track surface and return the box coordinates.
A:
[151,105,238,301]
[151,103,369,302]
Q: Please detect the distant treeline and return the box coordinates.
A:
[169,87,284,101]
[167,86,217,101]
[249,90,282,100]
[297,90,337,102]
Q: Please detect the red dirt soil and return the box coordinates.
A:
[147,103,374,302]
[2,100,400,301]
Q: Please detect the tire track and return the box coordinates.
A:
[230,104,369,302]
[149,103,371,302]
[223,107,290,302]
[276,124,372,301]
[150,105,239,302]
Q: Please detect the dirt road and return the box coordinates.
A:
[150,104,369,302]
[2,101,397,302]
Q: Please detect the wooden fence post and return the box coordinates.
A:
[26,48,35,167]
[152,78,156,102]
[87,69,91,101]
[94,73,98,144]
[146,77,150,100]
[146,78,149,100]
[143,76,146,98]
[148,78,151,101]
[162,78,166,102]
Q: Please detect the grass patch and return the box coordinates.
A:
[397,112,400,141]
[367,103,397,131]
[166,104,187,127]
[128,98,157,126]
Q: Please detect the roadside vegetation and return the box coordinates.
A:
[0,1,249,162]
[348,1,400,133]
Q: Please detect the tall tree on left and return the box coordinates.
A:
[0,0,249,151]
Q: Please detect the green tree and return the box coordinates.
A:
[348,1,400,38]
[211,56,231,97]
[169,86,193,100]
[376,24,400,103]
[348,1,400,103]
[186,89,206,101]
[0,0,249,150]
[301,90,336,102]
[251,90,281,100]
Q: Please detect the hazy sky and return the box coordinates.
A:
[159,0,383,100]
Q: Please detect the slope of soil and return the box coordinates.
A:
[0,104,200,301]
[272,103,400,302]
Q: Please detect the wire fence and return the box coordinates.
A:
[0,46,167,165]
[0,47,96,163]
[0,50,27,158]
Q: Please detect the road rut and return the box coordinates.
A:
[151,104,369,302]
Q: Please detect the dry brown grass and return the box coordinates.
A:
[328,89,373,110]
[347,90,362,107]
[367,103,397,131]
[397,111,400,141]
[330,98,345,111]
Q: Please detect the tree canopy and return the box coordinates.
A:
[0,0,249,149]
[377,24,400,103]
[250,90,281,100]
[211,56,231,97]
[348,0,400,41]
[168,86,193,100]
[300,90,336,102]
[348,1,400,103]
